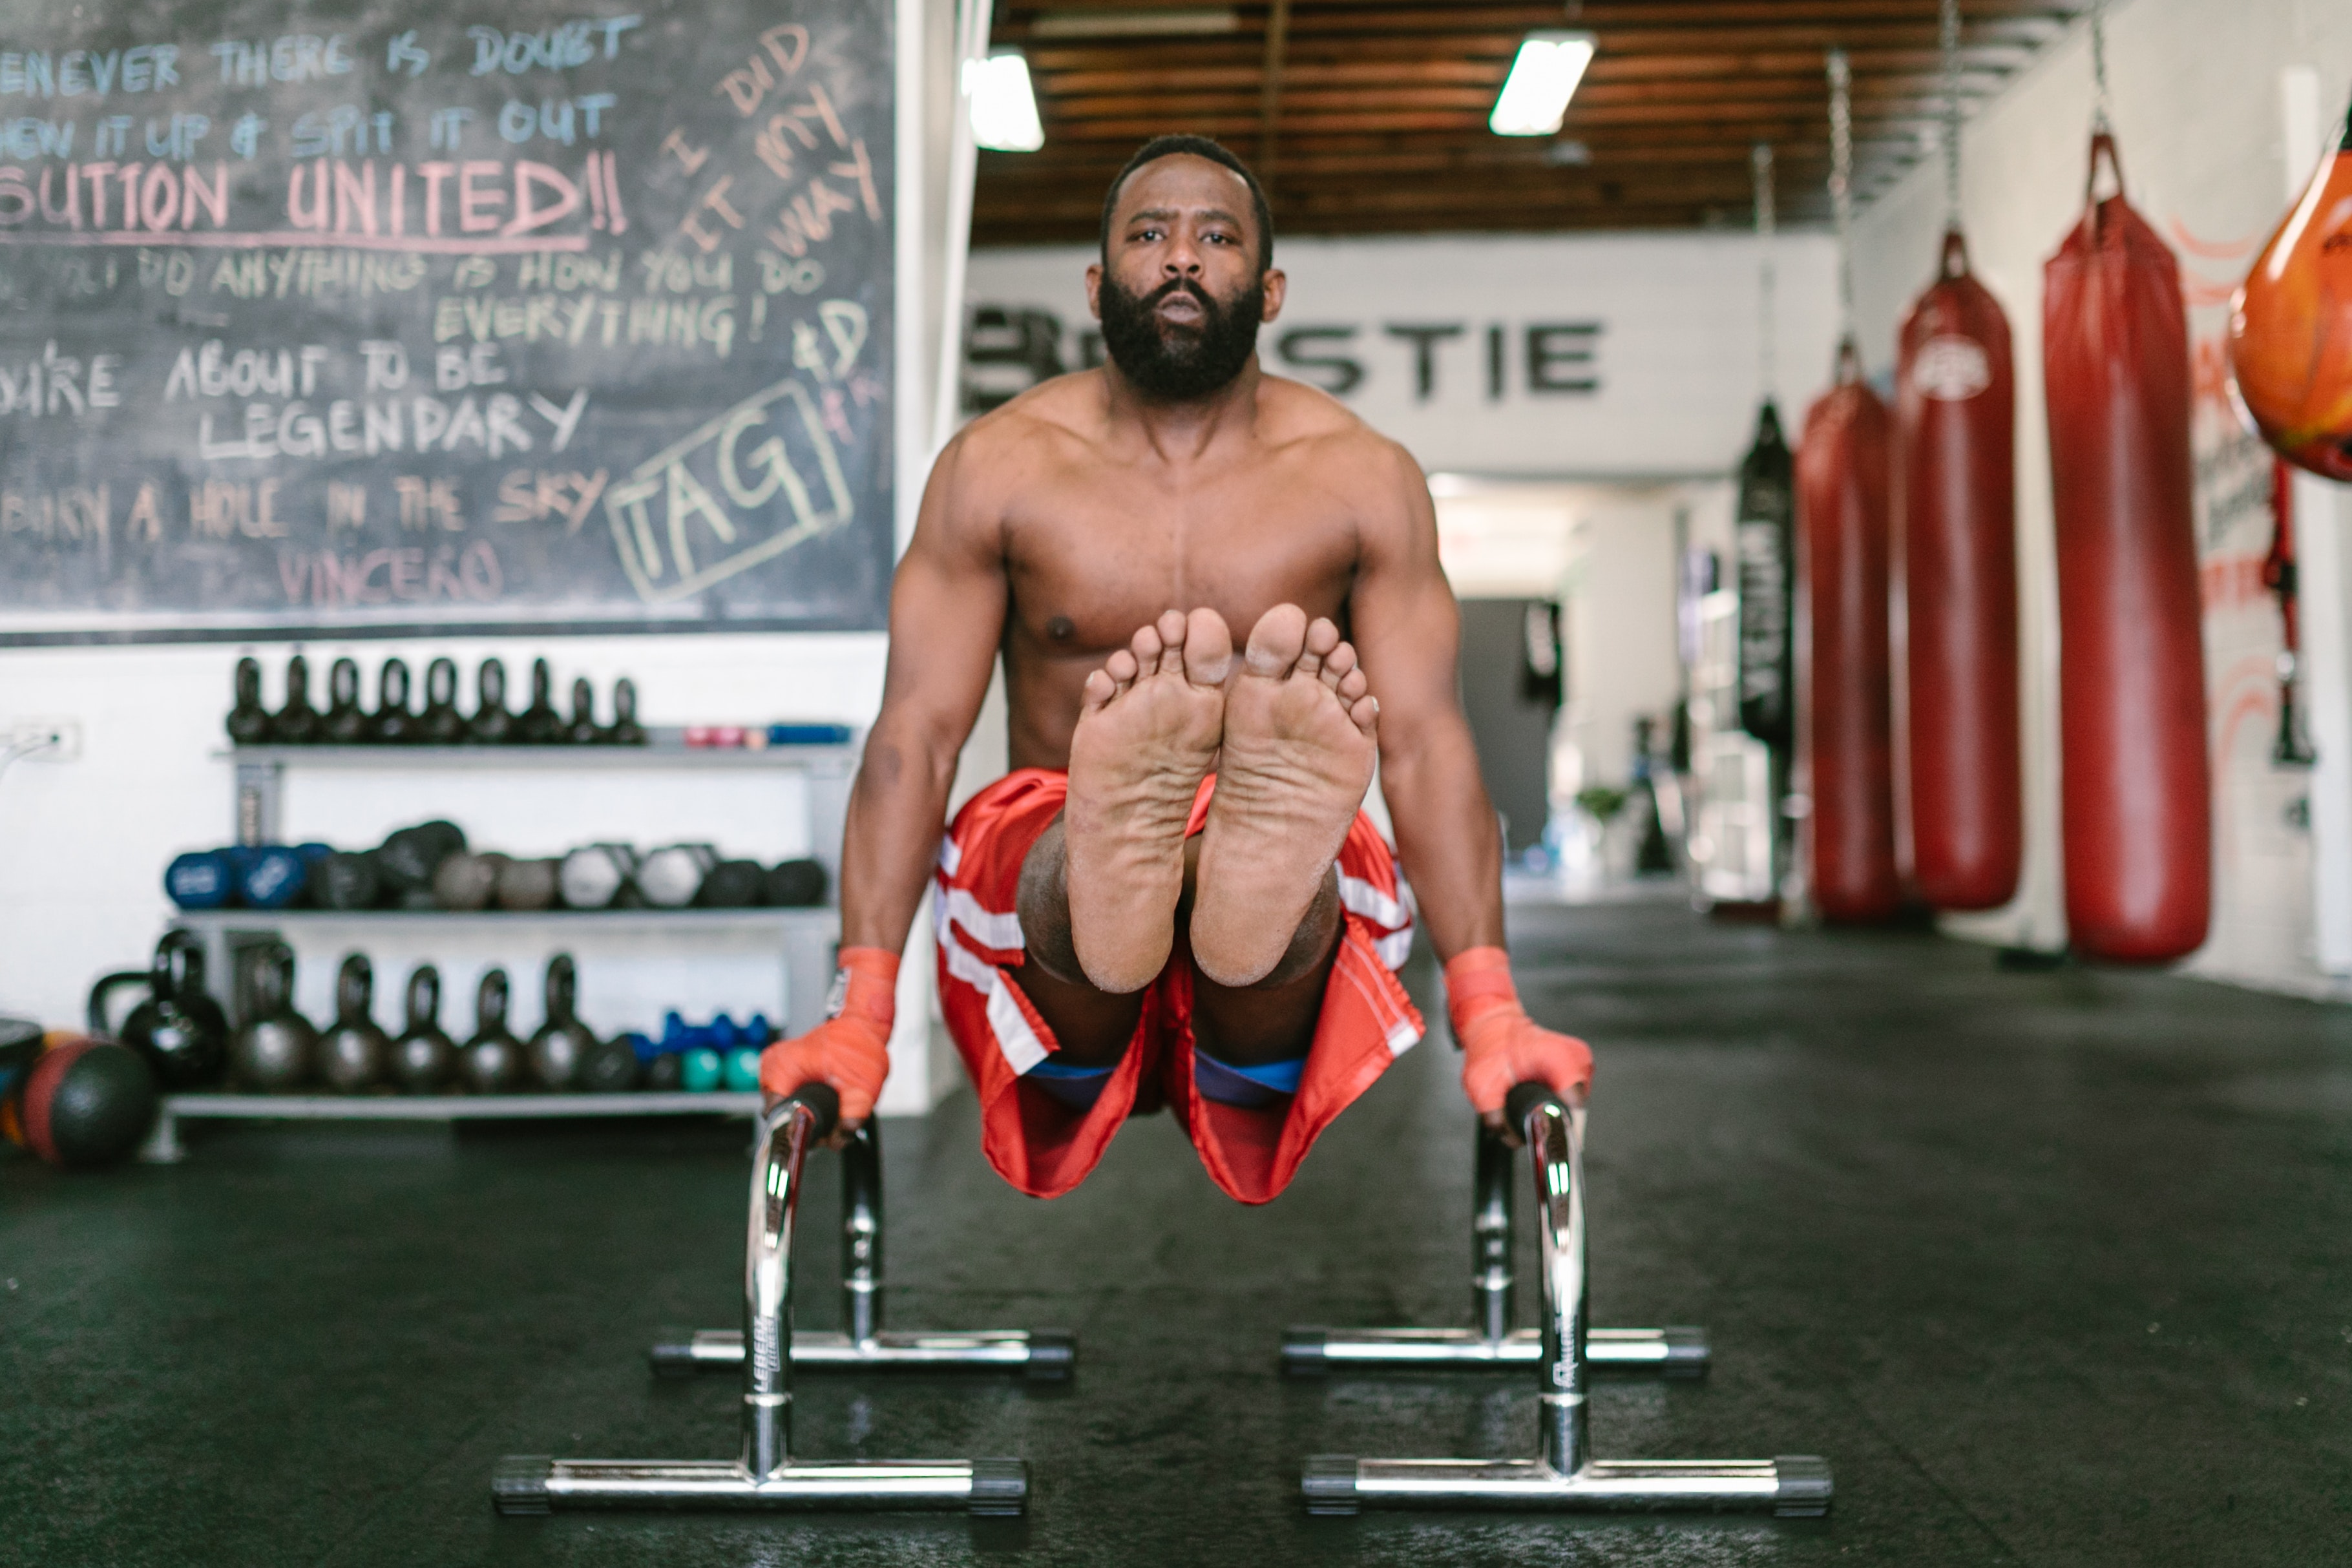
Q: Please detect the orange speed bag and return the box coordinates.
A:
[2228,96,2352,481]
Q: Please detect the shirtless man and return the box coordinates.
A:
[760,135,1591,1203]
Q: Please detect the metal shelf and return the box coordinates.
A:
[217,744,854,770]
[168,907,839,932]
[142,1090,764,1162]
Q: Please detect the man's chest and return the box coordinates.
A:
[1000,468,1359,652]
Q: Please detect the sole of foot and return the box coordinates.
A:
[1064,607,1234,994]
[1190,604,1379,988]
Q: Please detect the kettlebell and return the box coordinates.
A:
[526,954,598,1091]
[372,658,418,744]
[377,820,466,909]
[87,930,229,1091]
[227,656,273,746]
[514,658,564,744]
[322,657,368,744]
[567,677,604,744]
[274,653,324,744]
[390,966,457,1092]
[469,658,513,744]
[460,968,525,1093]
[419,657,466,744]
[577,1032,640,1092]
[230,943,317,1092]
[318,954,390,1094]
[609,676,647,746]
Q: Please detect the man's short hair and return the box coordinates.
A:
[1098,134,1274,274]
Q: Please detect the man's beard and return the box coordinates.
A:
[1097,273,1265,401]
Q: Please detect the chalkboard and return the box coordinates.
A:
[0,0,894,644]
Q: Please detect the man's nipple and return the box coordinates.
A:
[1046,615,1076,642]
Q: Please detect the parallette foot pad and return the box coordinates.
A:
[969,1457,1029,1516]
[1302,1456,1360,1516]
[492,1455,552,1516]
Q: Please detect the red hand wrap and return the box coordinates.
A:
[758,946,898,1123]
[1445,946,1595,1116]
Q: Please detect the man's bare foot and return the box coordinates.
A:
[1065,607,1234,992]
[1191,605,1379,988]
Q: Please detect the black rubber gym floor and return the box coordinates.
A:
[6,898,2351,1566]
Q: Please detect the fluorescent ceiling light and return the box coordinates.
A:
[967,49,1044,152]
[1490,31,1596,138]
[1031,8,1237,38]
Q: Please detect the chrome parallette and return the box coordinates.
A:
[651,1121,1075,1379]
[1282,1122,1708,1378]
[1303,1085,1829,1519]
[493,1090,1028,1516]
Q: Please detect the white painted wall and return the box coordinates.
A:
[965,231,1843,478]
[1847,0,2352,988]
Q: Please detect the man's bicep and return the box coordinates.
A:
[1349,457,1464,728]
[876,451,1010,749]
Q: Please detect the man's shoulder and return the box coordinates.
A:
[1257,373,1422,485]
[958,370,1109,460]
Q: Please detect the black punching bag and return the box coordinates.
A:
[1734,401,1798,749]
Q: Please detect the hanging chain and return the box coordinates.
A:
[1827,47,1854,333]
[2089,0,2111,132]
[1753,142,1776,400]
[1941,0,1964,224]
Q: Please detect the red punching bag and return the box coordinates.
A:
[2044,132,2210,962]
[1896,229,2022,910]
[1798,339,1901,923]
[2227,94,2352,480]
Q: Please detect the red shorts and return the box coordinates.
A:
[934,768,1423,1204]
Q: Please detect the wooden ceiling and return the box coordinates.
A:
[972,1,2092,243]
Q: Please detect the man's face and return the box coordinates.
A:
[1088,155,1285,401]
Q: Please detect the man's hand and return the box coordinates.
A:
[759,947,899,1133]
[1445,946,1593,1145]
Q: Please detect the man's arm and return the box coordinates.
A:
[1346,438,1591,1125]
[759,430,1008,1125]
[1345,441,1502,961]
[839,432,1011,954]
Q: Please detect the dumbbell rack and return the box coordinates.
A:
[149,738,856,1161]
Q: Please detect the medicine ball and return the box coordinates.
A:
[19,1038,159,1170]
[765,859,829,908]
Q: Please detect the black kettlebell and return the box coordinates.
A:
[469,658,513,744]
[526,954,597,1091]
[390,967,457,1093]
[459,969,525,1093]
[318,954,390,1094]
[609,676,647,746]
[227,656,273,746]
[274,653,323,744]
[566,678,604,744]
[229,943,317,1092]
[514,658,563,744]
[372,658,418,744]
[577,1033,640,1092]
[88,930,230,1091]
[419,657,466,744]
[322,657,367,744]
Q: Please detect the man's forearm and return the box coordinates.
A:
[836,720,963,954]
[1377,718,1506,961]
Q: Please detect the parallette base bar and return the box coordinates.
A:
[494,1456,1027,1515]
[652,1326,1075,1379]
[1303,1456,1831,1517]
[1282,1326,1707,1377]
